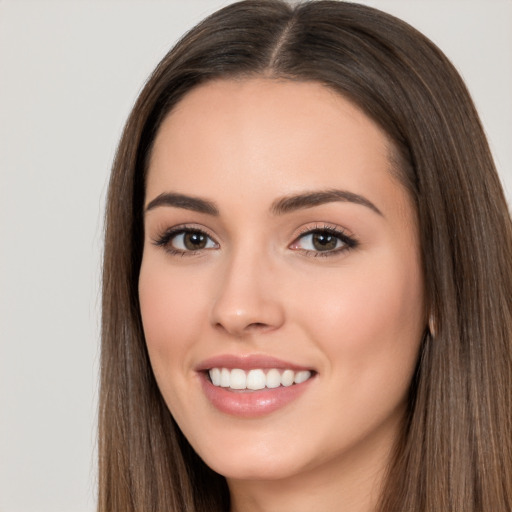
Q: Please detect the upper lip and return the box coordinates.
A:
[195,354,314,372]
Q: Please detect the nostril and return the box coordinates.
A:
[246,322,273,331]
[214,320,273,337]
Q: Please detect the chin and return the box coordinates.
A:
[205,453,305,482]
[191,432,309,482]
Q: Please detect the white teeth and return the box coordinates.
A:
[294,370,311,384]
[208,368,313,390]
[281,369,295,387]
[247,369,266,390]
[266,368,281,389]
[230,369,247,389]
[220,368,230,387]
[210,367,221,386]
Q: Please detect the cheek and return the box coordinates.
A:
[293,250,424,378]
[138,258,208,370]
[292,253,424,447]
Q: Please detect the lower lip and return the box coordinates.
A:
[199,373,314,418]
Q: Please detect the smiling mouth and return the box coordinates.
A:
[208,368,314,391]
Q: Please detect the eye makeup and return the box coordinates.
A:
[289,223,359,258]
[151,221,358,258]
[152,224,219,256]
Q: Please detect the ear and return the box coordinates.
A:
[428,313,437,338]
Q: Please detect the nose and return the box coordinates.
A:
[210,249,285,337]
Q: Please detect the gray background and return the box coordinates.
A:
[1,1,511,510]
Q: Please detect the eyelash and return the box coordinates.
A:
[292,224,359,257]
[152,225,219,256]
[152,224,358,257]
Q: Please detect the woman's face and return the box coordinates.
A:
[139,78,425,486]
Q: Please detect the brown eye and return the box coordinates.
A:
[289,227,357,256]
[183,231,208,250]
[295,230,345,252]
[311,232,338,251]
[159,229,218,253]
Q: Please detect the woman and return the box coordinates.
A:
[99,1,512,511]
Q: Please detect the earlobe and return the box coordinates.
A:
[427,313,437,338]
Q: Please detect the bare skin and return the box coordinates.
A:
[139,78,425,512]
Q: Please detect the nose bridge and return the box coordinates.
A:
[210,241,284,336]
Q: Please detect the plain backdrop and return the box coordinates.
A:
[0,1,511,511]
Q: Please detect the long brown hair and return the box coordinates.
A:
[99,1,512,510]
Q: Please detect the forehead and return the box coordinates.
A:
[146,78,409,219]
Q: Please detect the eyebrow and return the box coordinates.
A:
[144,188,382,217]
[145,192,219,215]
[270,189,383,216]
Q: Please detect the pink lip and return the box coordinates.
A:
[196,353,313,372]
[196,354,316,418]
